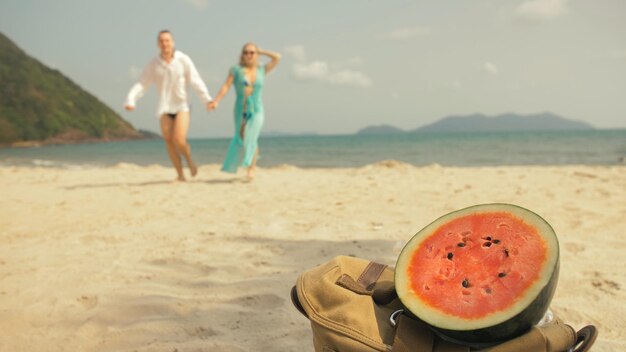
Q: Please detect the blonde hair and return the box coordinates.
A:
[239,42,259,67]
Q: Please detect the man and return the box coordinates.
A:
[125,30,213,181]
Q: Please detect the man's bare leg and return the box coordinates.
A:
[160,115,185,181]
[172,111,197,177]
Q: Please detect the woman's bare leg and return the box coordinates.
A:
[247,148,259,180]
[239,119,257,180]
[239,119,246,139]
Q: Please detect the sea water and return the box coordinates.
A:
[1,129,624,168]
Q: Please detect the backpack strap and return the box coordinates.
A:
[390,312,597,352]
[336,261,387,293]
[392,313,469,352]
[335,261,398,304]
[291,285,307,318]
[358,261,388,288]
[572,325,597,352]
[454,319,595,352]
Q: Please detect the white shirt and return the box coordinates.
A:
[125,50,212,117]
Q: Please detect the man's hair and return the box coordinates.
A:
[158,30,172,39]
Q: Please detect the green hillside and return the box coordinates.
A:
[0,32,142,145]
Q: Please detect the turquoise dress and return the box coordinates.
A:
[222,65,265,173]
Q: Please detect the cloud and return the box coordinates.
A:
[292,61,372,88]
[483,62,499,75]
[128,65,141,80]
[183,0,208,9]
[451,80,462,89]
[377,26,431,40]
[326,70,372,87]
[516,0,568,21]
[285,46,373,88]
[292,61,328,79]
[332,56,364,69]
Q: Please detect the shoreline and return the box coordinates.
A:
[2,133,158,149]
[1,164,624,351]
[1,160,626,170]
[3,127,626,148]
[2,129,625,169]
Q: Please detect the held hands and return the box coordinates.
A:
[207,101,218,111]
[124,105,135,111]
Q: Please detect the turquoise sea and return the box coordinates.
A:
[1,129,625,168]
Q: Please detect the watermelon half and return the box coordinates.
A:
[395,204,559,346]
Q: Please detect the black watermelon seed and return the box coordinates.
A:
[504,249,510,257]
[447,252,454,260]
[457,242,466,247]
[498,272,507,278]
[493,239,500,244]
[485,236,492,241]
[462,279,469,288]
[482,242,492,248]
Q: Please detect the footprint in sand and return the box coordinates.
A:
[564,242,585,254]
[573,171,597,179]
[590,271,621,295]
[232,293,285,309]
[260,243,286,256]
[595,187,610,197]
[184,326,219,339]
[148,257,217,276]
[77,295,99,310]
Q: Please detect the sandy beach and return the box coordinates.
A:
[0,162,624,351]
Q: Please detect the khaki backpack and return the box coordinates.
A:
[291,256,597,352]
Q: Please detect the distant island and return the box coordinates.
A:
[137,129,161,139]
[0,32,147,147]
[262,130,320,137]
[356,112,594,135]
[355,124,405,135]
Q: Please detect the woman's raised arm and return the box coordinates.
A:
[259,49,281,74]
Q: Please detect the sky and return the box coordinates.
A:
[0,0,625,138]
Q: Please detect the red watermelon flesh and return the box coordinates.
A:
[408,212,547,319]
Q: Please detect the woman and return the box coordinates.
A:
[209,43,281,179]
